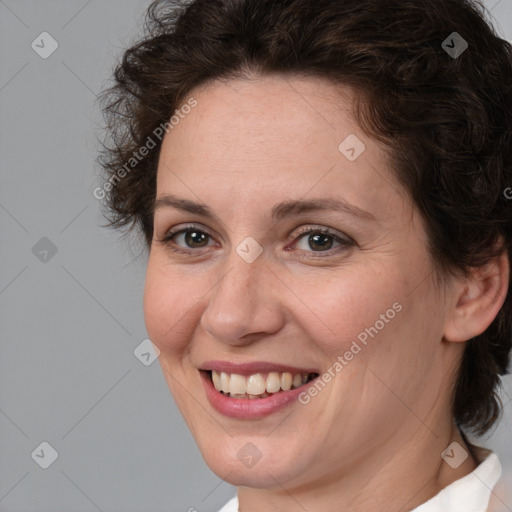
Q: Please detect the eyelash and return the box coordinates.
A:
[156,223,355,258]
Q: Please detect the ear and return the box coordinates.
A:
[443,251,510,343]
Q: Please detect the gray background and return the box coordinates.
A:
[0,1,511,511]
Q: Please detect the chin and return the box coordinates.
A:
[197,436,312,489]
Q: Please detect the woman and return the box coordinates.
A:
[97,0,512,510]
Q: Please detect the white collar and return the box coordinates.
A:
[412,452,502,512]
[218,452,502,512]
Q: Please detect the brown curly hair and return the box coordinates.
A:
[97,0,512,436]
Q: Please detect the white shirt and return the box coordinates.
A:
[217,452,503,512]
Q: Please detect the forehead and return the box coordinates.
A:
[164,74,360,156]
[156,75,407,222]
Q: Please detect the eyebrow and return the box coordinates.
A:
[152,194,376,222]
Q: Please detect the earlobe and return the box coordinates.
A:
[443,251,510,343]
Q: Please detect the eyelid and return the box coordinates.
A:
[156,223,216,244]
[290,224,355,245]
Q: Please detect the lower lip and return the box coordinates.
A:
[200,371,315,419]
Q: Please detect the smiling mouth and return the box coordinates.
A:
[204,369,319,399]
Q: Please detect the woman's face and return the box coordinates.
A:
[144,75,460,488]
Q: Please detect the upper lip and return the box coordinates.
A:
[200,360,319,376]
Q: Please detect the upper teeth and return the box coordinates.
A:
[211,370,311,395]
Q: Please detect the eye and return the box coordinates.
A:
[291,226,354,255]
[155,224,215,253]
[156,223,355,257]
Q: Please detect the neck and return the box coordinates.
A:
[237,422,478,512]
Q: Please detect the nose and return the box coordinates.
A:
[199,248,286,346]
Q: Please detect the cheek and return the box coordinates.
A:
[293,260,443,407]
[291,266,410,357]
[143,258,197,356]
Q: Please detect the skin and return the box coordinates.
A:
[143,74,509,512]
